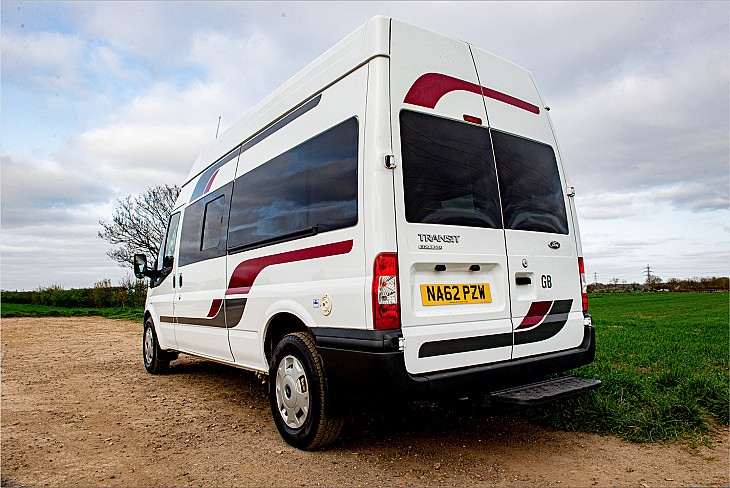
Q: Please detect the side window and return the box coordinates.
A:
[228,117,358,252]
[178,184,231,267]
[399,110,502,229]
[201,195,225,250]
[161,212,181,270]
[491,130,569,234]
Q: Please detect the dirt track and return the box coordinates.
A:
[1,316,728,487]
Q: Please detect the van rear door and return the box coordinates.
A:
[390,20,513,375]
[470,47,585,360]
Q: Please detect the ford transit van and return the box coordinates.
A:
[135,16,598,450]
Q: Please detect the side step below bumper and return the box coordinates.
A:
[489,375,601,405]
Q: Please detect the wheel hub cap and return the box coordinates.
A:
[275,355,310,429]
[144,327,154,366]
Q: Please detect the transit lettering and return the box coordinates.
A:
[417,233,460,244]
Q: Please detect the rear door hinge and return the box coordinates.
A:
[398,337,405,351]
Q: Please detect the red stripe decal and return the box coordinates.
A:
[517,300,552,329]
[207,299,223,317]
[203,168,221,195]
[404,73,540,115]
[226,240,354,295]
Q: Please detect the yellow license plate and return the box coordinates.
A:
[420,283,492,306]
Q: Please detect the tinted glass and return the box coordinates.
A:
[161,212,180,269]
[179,184,231,266]
[491,130,568,234]
[228,117,358,251]
[400,110,502,229]
[201,196,225,250]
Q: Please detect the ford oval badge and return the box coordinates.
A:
[548,241,561,250]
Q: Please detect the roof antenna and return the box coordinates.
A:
[215,115,222,139]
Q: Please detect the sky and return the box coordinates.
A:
[1,1,728,290]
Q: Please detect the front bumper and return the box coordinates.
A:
[311,324,596,398]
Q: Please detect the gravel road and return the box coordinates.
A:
[2,317,727,487]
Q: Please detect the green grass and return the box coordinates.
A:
[4,291,728,444]
[527,292,729,443]
[1,302,144,322]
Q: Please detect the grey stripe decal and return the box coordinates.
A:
[419,332,512,358]
[161,297,247,329]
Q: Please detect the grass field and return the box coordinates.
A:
[528,292,729,443]
[1,303,144,322]
[3,292,727,444]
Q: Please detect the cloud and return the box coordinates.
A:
[0,152,110,227]
[2,1,729,289]
[1,30,88,93]
[554,56,729,212]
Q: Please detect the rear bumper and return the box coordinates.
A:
[311,324,595,398]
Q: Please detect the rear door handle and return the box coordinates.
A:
[516,276,531,285]
[179,274,183,288]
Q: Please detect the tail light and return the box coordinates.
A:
[578,257,588,313]
[372,253,400,329]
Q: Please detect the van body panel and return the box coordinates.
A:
[223,65,369,371]
[148,210,182,350]
[362,56,398,331]
[468,45,584,360]
[389,20,514,375]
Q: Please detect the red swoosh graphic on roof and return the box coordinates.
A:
[226,240,354,295]
[203,168,221,195]
[404,73,540,115]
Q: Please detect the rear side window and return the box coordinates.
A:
[228,117,358,252]
[491,130,568,234]
[178,184,231,267]
[201,196,225,250]
[400,110,502,229]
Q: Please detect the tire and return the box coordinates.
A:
[143,318,169,374]
[269,332,344,450]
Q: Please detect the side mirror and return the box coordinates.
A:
[133,254,148,279]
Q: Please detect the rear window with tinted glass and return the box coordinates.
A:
[491,130,568,234]
[400,110,502,229]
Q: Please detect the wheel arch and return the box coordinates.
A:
[263,312,309,366]
[144,310,153,327]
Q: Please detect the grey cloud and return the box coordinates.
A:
[1,230,127,290]
[1,153,110,222]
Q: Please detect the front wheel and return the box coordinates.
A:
[143,319,169,374]
[269,332,343,450]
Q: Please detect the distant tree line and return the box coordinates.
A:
[588,276,729,293]
[1,277,147,308]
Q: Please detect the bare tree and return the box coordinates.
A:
[645,275,663,287]
[98,184,180,268]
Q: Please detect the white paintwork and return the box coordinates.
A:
[145,16,586,381]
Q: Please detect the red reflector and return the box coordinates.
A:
[578,257,588,313]
[373,253,400,330]
[463,114,482,125]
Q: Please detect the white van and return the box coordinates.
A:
[135,16,599,450]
